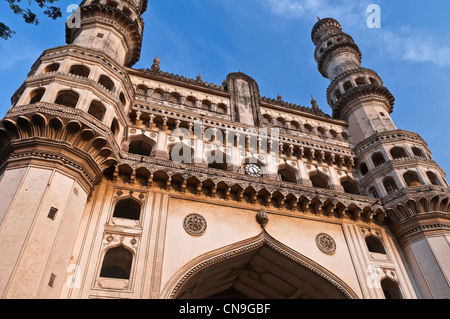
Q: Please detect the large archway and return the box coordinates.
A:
[164,232,358,299]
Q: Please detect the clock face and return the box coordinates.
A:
[245,164,262,177]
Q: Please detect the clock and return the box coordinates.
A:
[245,163,262,177]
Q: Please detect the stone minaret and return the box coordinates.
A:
[312,18,450,298]
[0,0,148,298]
[66,0,148,67]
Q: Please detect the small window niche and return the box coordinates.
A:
[365,234,388,261]
[381,278,403,299]
[97,245,133,291]
[111,197,142,228]
[47,207,58,221]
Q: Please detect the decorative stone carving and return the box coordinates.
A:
[183,214,207,236]
[256,210,269,229]
[316,233,336,255]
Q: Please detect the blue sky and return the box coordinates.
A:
[0,0,449,176]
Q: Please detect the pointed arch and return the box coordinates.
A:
[128,134,156,157]
[309,171,331,190]
[381,277,403,299]
[113,197,142,220]
[277,162,299,184]
[99,245,134,280]
[163,231,359,299]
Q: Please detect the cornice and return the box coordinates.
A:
[381,185,450,208]
[118,152,377,208]
[317,42,362,79]
[326,67,382,101]
[333,84,395,119]
[359,156,445,188]
[390,212,450,243]
[130,67,228,96]
[259,97,331,120]
[354,129,427,155]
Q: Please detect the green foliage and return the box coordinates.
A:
[1,0,62,39]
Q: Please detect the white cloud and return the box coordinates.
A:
[378,29,450,67]
[258,0,369,28]
[258,0,450,68]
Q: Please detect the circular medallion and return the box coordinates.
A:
[316,233,336,255]
[183,214,207,236]
[245,163,262,177]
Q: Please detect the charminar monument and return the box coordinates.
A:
[0,0,448,299]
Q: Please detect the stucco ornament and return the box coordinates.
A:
[183,214,207,236]
[316,233,336,255]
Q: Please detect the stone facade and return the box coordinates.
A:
[0,1,448,299]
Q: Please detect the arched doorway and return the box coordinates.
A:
[165,232,358,299]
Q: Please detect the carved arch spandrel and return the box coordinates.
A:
[161,230,359,300]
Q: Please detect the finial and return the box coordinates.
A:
[151,54,160,72]
[311,95,318,108]
[317,16,321,21]
[277,93,282,102]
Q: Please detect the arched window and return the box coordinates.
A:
[390,147,407,160]
[372,152,386,167]
[111,118,120,138]
[368,187,379,199]
[152,88,164,99]
[54,90,79,108]
[87,100,106,121]
[43,63,60,74]
[369,77,378,85]
[69,64,90,78]
[136,85,148,96]
[343,81,353,92]
[98,75,115,91]
[119,92,126,107]
[359,163,369,177]
[403,171,422,187]
[128,139,153,157]
[29,88,45,104]
[355,77,366,86]
[383,177,398,195]
[381,278,403,299]
[169,143,194,164]
[365,235,386,254]
[113,198,141,220]
[310,174,330,190]
[278,168,297,184]
[100,246,133,280]
[334,90,342,102]
[304,124,313,133]
[185,96,196,107]
[412,147,425,158]
[217,103,227,114]
[169,93,181,104]
[122,7,132,18]
[426,171,441,186]
[106,0,118,8]
[341,179,360,195]
[201,100,211,111]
